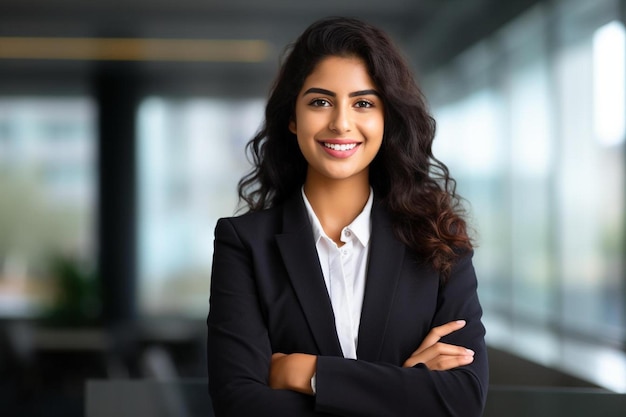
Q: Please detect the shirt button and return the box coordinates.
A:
[344,230,351,237]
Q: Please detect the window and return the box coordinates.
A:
[556,19,625,338]
[0,97,96,317]
[426,0,626,392]
[137,97,264,317]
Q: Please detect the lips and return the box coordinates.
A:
[319,140,361,158]
[323,142,358,151]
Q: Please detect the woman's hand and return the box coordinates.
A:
[402,320,475,370]
[269,353,317,395]
[269,321,471,394]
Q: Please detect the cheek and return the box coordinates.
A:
[296,134,315,159]
[295,113,326,138]
[364,115,385,139]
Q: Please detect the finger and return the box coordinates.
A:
[404,343,474,368]
[425,320,466,342]
[425,354,475,371]
[415,320,466,354]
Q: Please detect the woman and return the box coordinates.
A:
[207,17,488,417]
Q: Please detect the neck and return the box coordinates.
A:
[303,175,370,244]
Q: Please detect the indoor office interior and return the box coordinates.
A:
[0,0,625,416]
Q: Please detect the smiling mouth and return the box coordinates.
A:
[323,142,359,151]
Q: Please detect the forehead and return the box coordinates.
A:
[301,55,377,92]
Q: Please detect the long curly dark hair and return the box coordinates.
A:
[238,17,472,278]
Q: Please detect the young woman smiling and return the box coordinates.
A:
[207,17,488,417]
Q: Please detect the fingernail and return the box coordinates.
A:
[465,349,475,355]
[456,320,466,325]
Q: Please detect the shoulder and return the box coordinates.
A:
[214,203,285,244]
[217,205,280,229]
[450,249,475,276]
[223,205,281,225]
[440,249,478,295]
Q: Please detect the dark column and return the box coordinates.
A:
[95,66,141,325]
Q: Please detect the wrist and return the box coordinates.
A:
[310,372,317,395]
[289,353,317,395]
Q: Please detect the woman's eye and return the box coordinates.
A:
[310,98,330,107]
[355,100,373,108]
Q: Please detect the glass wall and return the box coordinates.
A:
[557,16,625,339]
[0,97,97,318]
[137,97,264,317]
[425,0,625,391]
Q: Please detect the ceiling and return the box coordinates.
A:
[0,0,542,95]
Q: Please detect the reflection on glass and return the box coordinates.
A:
[593,20,626,147]
[557,35,624,338]
[137,97,264,317]
[428,0,625,390]
[0,98,96,318]
[433,89,509,310]
[508,54,553,323]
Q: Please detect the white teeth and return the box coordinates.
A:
[324,142,357,151]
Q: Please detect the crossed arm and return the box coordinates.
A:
[208,218,488,417]
[270,320,475,395]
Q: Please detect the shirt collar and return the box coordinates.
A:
[347,190,373,247]
[301,187,373,247]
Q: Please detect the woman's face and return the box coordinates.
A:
[289,55,384,186]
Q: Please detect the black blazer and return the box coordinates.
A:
[207,193,488,417]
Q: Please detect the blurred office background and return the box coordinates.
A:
[0,0,624,416]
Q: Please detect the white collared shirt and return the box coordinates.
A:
[301,187,373,359]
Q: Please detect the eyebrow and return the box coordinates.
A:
[302,87,380,97]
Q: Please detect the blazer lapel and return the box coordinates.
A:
[357,202,405,361]
[275,193,343,357]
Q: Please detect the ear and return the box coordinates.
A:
[289,118,297,134]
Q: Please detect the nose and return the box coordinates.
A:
[329,106,352,133]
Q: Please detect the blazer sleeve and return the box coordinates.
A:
[313,252,488,417]
[207,218,337,417]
